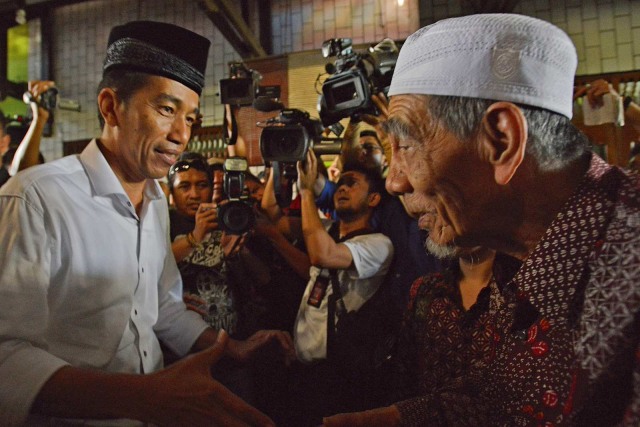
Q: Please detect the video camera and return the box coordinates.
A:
[219,62,261,106]
[23,87,58,112]
[318,38,398,131]
[216,157,256,235]
[259,108,342,163]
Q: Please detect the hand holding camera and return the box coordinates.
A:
[216,157,256,235]
[192,202,219,244]
[296,149,319,193]
[23,80,57,115]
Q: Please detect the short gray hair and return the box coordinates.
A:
[427,95,590,171]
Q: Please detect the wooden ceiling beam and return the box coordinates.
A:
[199,0,266,59]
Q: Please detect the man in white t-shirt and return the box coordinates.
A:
[261,150,393,425]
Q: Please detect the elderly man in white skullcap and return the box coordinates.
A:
[323,13,640,427]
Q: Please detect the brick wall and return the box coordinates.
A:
[418,0,640,76]
[35,0,242,160]
[28,0,638,161]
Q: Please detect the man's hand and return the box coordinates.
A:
[141,331,275,426]
[227,330,296,364]
[574,79,618,108]
[26,80,56,122]
[192,202,219,242]
[360,92,390,129]
[182,293,208,317]
[221,231,246,258]
[296,149,318,192]
[322,405,401,427]
[253,212,280,239]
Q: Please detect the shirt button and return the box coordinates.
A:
[127,201,132,207]
[134,309,138,316]
[141,267,145,273]
[143,350,147,357]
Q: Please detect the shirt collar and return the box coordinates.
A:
[79,139,164,201]
[512,154,619,323]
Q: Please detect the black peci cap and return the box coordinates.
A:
[103,21,210,95]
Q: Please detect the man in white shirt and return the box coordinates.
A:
[261,150,393,425]
[0,20,291,426]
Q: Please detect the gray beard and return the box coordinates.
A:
[425,237,460,260]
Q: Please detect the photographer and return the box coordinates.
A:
[167,152,295,405]
[0,80,55,188]
[260,149,393,426]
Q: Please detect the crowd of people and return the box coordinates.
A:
[0,12,639,427]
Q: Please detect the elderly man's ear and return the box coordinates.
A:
[479,102,528,185]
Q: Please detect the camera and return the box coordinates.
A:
[219,62,261,106]
[318,38,398,129]
[260,108,342,163]
[23,88,58,112]
[217,157,255,235]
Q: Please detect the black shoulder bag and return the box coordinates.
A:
[325,225,401,405]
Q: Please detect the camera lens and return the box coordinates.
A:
[218,201,254,235]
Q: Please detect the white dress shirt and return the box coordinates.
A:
[0,140,209,426]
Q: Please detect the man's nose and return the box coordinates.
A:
[385,160,413,195]
[169,118,191,146]
[187,186,200,199]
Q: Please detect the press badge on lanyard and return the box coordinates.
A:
[307,270,331,308]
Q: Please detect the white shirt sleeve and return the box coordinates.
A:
[0,193,70,426]
[342,233,394,279]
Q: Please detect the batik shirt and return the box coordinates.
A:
[396,154,640,426]
[169,211,238,335]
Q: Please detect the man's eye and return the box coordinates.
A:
[160,106,174,115]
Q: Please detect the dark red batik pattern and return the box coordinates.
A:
[396,155,640,426]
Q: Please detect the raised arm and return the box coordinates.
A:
[298,150,353,269]
[8,80,54,176]
[171,202,218,262]
[254,212,311,280]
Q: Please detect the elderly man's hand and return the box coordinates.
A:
[323,405,402,427]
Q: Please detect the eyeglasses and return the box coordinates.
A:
[168,158,210,178]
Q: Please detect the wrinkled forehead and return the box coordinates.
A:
[383,94,437,139]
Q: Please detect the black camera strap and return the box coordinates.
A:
[223,105,238,146]
[326,223,372,318]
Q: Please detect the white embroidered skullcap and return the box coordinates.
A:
[388,14,577,118]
